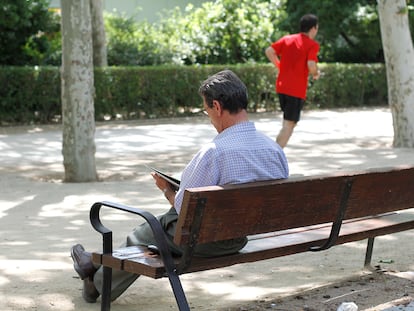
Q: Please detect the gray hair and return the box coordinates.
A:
[198,70,248,114]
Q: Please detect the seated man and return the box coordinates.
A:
[70,69,289,303]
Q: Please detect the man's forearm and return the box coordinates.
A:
[265,47,280,68]
[308,61,320,79]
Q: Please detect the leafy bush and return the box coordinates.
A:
[307,63,387,108]
[0,0,61,65]
[158,0,284,65]
[0,66,60,124]
[105,12,175,66]
[104,0,284,66]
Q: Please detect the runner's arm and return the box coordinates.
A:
[308,60,320,80]
[265,46,280,68]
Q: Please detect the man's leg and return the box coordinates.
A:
[70,244,100,303]
[276,93,303,148]
[71,208,181,303]
[71,244,137,303]
[93,266,139,301]
[276,119,296,148]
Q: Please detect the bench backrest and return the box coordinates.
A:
[174,166,414,246]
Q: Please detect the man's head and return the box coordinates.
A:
[199,70,248,114]
[300,14,318,35]
[199,70,249,133]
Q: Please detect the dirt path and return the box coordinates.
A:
[1,108,413,311]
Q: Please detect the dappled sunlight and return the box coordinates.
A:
[0,195,35,218]
[38,294,75,311]
[2,294,75,311]
[287,140,409,176]
[203,281,275,300]
[3,296,35,310]
[95,123,214,156]
[376,235,399,242]
[181,263,348,303]
[0,259,70,277]
[0,275,9,286]
[40,195,93,218]
[37,189,164,219]
[0,240,30,247]
[0,132,61,167]
[69,219,87,226]
[196,267,321,300]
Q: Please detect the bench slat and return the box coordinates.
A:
[346,168,414,217]
[92,209,414,278]
[183,210,414,273]
[92,246,172,279]
[176,176,345,245]
[175,167,414,246]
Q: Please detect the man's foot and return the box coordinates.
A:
[70,244,97,280]
[82,276,100,303]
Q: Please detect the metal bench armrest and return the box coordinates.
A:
[89,201,190,311]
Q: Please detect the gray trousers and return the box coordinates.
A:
[93,207,247,300]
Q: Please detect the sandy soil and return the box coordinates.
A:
[1,108,413,311]
[224,270,414,311]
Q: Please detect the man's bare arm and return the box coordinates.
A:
[265,46,280,68]
[308,60,320,80]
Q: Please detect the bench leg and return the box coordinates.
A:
[167,272,190,311]
[364,237,375,269]
[101,266,112,311]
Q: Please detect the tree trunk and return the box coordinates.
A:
[61,0,98,182]
[90,0,108,67]
[377,0,414,147]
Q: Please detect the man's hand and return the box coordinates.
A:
[151,172,171,191]
[312,70,321,80]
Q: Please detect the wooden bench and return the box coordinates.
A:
[90,166,414,311]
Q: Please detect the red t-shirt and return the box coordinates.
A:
[271,33,319,99]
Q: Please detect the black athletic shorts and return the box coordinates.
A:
[278,93,304,122]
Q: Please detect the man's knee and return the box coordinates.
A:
[282,120,296,131]
[277,120,297,148]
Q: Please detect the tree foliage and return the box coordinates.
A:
[280,0,384,63]
[105,0,284,66]
[3,0,414,66]
[90,0,108,66]
[159,0,285,64]
[0,0,60,65]
[105,12,174,66]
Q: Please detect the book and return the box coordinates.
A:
[145,165,181,191]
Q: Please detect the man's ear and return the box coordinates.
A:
[212,100,222,116]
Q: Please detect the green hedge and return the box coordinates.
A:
[0,63,387,125]
[307,63,387,108]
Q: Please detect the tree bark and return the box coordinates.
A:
[90,0,108,67]
[61,0,98,182]
[377,0,414,147]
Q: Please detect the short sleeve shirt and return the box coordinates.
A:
[272,33,319,99]
[174,121,289,213]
